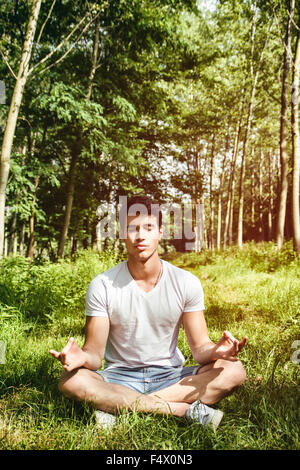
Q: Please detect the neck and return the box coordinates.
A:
[127,252,161,281]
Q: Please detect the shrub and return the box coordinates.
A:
[0,249,119,322]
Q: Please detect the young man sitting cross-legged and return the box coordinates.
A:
[50,195,247,430]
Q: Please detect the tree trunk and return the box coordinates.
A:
[86,17,100,101]
[57,146,79,258]
[209,137,215,250]
[237,0,269,247]
[291,30,300,253]
[217,134,228,250]
[19,221,25,256]
[83,217,89,249]
[268,151,274,240]
[224,114,243,248]
[8,209,17,255]
[57,18,100,258]
[258,148,264,241]
[0,0,42,257]
[276,0,294,249]
[27,175,40,260]
[228,177,235,246]
[251,156,255,236]
[237,95,254,248]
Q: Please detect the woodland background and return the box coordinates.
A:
[0,0,299,451]
[1,0,300,261]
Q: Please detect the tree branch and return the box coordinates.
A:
[33,11,101,78]
[33,0,57,51]
[0,47,17,80]
[28,11,90,76]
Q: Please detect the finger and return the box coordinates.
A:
[223,331,236,343]
[49,349,61,359]
[238,336,248,351]
[233,339,239,355]
[61,337,75,354]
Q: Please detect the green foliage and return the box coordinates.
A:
[0,250,119,322]
[0,246,299,449]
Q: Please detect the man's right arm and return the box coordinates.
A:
[50,316,109,372]
[81,316,110,370]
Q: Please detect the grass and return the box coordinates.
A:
[0,243,299,450]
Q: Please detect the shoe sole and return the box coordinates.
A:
[95,410,117,430]
[209,409,224,431]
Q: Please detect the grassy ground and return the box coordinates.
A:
[0,243,299,450]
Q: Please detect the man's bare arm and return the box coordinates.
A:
[50,316,110,372]
[182,310,247,365]
[82,316,110,370]
[182,310,216,365]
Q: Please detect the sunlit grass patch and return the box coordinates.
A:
[0,243,299,449]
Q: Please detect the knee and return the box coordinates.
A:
[58,368,83,398]
[221,359,247,391]
[210,358,246,397]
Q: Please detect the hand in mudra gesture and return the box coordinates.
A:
[49,337,86,372]
[214,330,248,361]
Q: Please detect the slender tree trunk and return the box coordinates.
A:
[57,146,80,258]
[86,17,100,101]
[268,151,274,241]
[27,175,40,260]
[291,31,300,253]
[237,75,259,248]
[258,148,264,241]
[228,177,235,245]
[217,134,228,250]
[224,114,243,248]
[57,18,100,258]
[209,137,215,250]
[276,0,294,249]
[82,17,100,251]
[0,0,42,257]
[19,221,25,256]
[237,0,270,247]
[71,237,78,255]
[251,156,255,236]
[8,209,17,254]
[83,217,89,249]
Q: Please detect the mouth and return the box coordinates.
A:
[135,244,148,250]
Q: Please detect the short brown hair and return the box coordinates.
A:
[126,195,162,229]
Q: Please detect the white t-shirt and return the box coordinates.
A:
[85,259,205,369]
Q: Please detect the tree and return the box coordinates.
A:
[0,0,42,257]
[291,27,300,253]
[276,0,294,249]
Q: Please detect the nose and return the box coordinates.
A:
[136,227,146,240]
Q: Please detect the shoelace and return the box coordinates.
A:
[187,401,211,425]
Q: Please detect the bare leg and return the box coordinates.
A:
[147,359,246,406]
[58,359,246,417]
[58,367,190,417]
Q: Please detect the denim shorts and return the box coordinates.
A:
[96,364,201,394]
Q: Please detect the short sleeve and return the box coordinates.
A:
[85,277,109,317]
[183,272,205,312]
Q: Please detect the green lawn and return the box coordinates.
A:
[0,244,299,450]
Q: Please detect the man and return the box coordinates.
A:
[50,195,247,431]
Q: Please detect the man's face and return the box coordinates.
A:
[124,213,162,261]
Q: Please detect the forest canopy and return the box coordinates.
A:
[0,0,300,260]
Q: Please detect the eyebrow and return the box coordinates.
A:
[127,223,156,228]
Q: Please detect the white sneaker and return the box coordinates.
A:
[95,410,117,430]
[185,401,224,431]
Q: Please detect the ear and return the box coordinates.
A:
[158,226,163,241]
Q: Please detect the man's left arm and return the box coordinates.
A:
[182,310,247,365]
